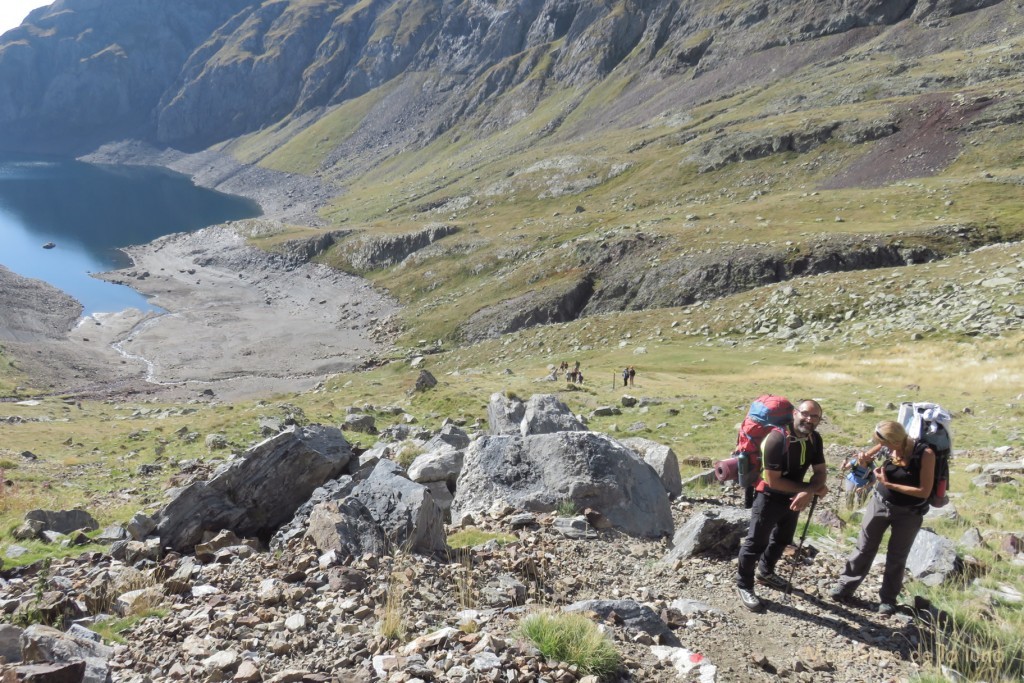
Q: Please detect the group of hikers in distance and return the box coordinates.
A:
[722,395,951,616]
[549,362,640,388]
[555,360,584,383]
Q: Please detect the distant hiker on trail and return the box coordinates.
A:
[622,367,629,387]
[841,450,877,508]
[628,366,636,386]
[829,420,935,616]
[736,399,828,612]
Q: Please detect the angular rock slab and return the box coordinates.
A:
[908,528,962,585]
[564,599,680,647]
[520,394,587,436]
[620,437,683,499]
[486,392,525,436]
[662,507,749,563]
[305,497,390,559]
[155,425,353,552]
[453,431,672,538]
[350,459,447,555]
[21,624,111,683]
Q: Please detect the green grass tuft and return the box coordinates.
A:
[518,610,621,679]
[447,529,517,549]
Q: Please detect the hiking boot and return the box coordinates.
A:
[756,571,790,591]
[828,585,852,602]
[736,587,763,612]
[877,602,897,616]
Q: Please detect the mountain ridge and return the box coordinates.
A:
[1,0,1015,152]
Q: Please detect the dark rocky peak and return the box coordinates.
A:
[0,0,258,153]
[0,0,1013,155]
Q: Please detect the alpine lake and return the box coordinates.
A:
[0,155,261,315]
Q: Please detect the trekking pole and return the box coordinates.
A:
[785,494,818,598]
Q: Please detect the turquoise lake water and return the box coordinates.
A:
[0,155,261,315]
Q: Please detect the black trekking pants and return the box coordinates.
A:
[736,491,799,590]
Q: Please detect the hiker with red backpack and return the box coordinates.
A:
[736,399,829,612]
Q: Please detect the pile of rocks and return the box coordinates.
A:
[2,393,1011,683]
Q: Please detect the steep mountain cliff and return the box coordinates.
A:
[0,0,258,152]
[0,0,1015,153]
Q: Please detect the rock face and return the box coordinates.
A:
[0,0,256,152]
[452,431,673,538]
[154,425,354,552]
[341,225,458,271]
[0,0,1011,155]
[460,277,595,343]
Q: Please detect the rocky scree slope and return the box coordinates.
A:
[0,469,942,683]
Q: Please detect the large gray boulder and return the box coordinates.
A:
[24,510,98,535]
[620,437,683,499]
[487,392,526,435]
[452,431,673,538]
[908,528,963,586]
[520,394,587,436]
[350,459,447,555]
[154,425,354,553]
[662,508,750,563]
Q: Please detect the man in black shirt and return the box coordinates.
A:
[736,399,829,611]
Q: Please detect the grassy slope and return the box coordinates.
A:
[229,22,1024,345]
[3,244,1020,532]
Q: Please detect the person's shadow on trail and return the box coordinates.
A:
[761,587,916,659]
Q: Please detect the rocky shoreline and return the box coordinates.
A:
[81,141,335,228]
[1,139,403,402]
[0,220,399,402]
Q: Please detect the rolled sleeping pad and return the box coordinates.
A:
[714,457,739,482]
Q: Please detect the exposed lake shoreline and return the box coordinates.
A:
[1,145,400,402]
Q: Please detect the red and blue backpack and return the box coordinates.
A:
[714,394,793,487]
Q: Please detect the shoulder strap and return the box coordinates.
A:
[912,440,931,460]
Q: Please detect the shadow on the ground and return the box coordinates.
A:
[762,587,915,658]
